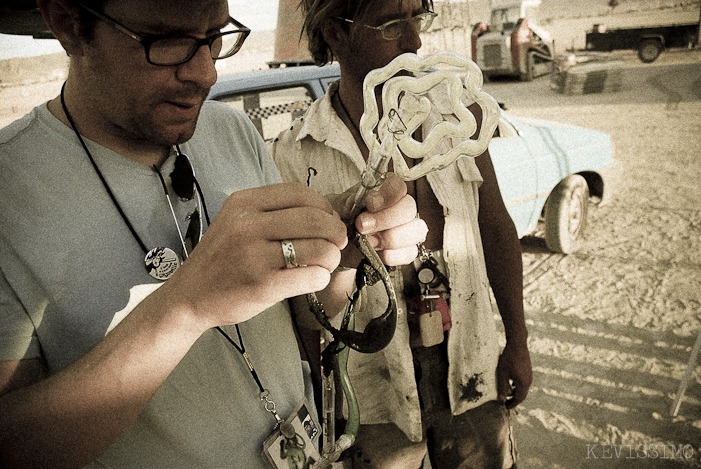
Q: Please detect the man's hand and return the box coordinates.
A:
[327,172,428,268]
[163,183,349,330]
[496,340,532,409]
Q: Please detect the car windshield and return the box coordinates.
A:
[490,7,521,31]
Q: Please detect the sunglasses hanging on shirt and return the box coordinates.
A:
[146,148,207,280]
[60,83,210,281]
[147,149,206,280]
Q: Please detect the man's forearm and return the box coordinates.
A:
[0,286,205,469]
[481,221,528,345]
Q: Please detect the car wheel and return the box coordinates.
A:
[544,174,589,253]
[638,39,663,63]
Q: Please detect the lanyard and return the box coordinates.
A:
[216,326,288,429]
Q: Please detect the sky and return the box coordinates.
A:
[0,0,279,60]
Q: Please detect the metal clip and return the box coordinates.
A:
[421,293,440,301]
[260,389,283,425]
[417,241,431,263]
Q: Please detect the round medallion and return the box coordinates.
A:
[417,265,436,285]
[145,247,180,281]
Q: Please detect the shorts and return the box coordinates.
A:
[351,342,517,469]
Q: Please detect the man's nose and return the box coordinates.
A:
[400,20,422,52]
[176,43,218,88]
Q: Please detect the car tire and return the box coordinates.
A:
[544,174,589,254]
[638,39,663,63]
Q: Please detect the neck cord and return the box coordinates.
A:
[216,325,287,427]
[216,325,263,392]
[60,83,149,254]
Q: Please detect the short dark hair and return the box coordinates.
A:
[299,0,434,65]
[66,0,107,39]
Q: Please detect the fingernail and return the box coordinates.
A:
[360,217,376,232]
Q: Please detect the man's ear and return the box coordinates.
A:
[320,17,348,58]
[36,0,84,57]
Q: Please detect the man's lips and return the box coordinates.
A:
[168,99,201,110]
[162,99,202,120]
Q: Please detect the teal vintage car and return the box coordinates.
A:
[489,110,615,253]
[208,65,615,254]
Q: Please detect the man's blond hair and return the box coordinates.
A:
[299,0,433,65]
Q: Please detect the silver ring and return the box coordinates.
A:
[280,239,298,269]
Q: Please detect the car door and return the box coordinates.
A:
[488,114,540,237]
[216,85,315,143]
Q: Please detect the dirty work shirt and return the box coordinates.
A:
[271,81,500,443]
[0,101,313,468]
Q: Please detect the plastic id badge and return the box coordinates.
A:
[262,399,320,469]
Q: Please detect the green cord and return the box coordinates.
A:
[337,284,360,444]
[338,324,359,442]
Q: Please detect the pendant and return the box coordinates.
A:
[144,247,180,280]
[419,309,444,347]
[417,264,436,285]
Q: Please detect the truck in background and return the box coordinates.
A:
[585,20,700,63]
[471,0,555,81]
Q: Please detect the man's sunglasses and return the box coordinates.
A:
[155,147,208,260]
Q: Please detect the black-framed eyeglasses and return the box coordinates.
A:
[79,4,251,66]
[336,11,437,41]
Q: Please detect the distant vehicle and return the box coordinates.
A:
[471,0,555,81]
[208,65,615,253]
[585,22,699,63]
[489,111,614,253]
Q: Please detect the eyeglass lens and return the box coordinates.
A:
[383,13,434,39]
[171,150,203,255]
[146,14,248,66]
[184,208,202,254]
[167,150,204,256]
[147,33,240,65]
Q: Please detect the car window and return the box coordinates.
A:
[320,77,340,91]
[217,86,313,141]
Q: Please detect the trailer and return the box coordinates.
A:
[585,22,699,63]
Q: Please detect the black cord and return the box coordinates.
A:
[216,325,265,394]
[59,83,212,253]
[60,83,149,254]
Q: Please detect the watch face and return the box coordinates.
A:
[417,266,435,285]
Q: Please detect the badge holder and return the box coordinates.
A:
[413,244,451,348]
[262,400,321,469]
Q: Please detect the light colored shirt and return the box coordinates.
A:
[0,101,313,467]
[272,81,501,442]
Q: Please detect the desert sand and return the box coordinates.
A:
[483,48,701,468]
